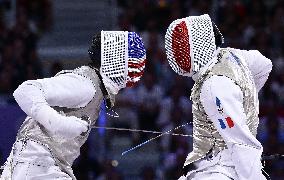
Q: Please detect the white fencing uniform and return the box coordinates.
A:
[164,14,272,180]
[1,31,147,180]
[180,49,272,180]
[1,66,106,180]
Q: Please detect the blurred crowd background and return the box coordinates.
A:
[0,0,284,179]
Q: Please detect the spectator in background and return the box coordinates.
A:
[17,0,53,33]
[160,106,191,153]
[162,144,188,180]
[260,109,283,178]
[157,86,192,131]
[0,0,44,98]
[11,8,37,48]
[0,62,14,94]
[49,61,63,76]
[97,160,124,180]
[140,166,156,180]
[0,17,8,52]
[73,142,103,180]
[110,87,140,144]
[271,71,284,105]
[143,32,165,77]
[159,106,190,180]
[136,72,163,141]
[272,162,284,180]
[26,49,43,78]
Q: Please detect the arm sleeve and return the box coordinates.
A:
[233,49,272,92]
[200,75,264,180]
[13,73,96,118]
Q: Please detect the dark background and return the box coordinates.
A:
[0,0,283,179]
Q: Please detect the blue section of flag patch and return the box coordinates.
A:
[218,119,226,129]
[128,32,146,59]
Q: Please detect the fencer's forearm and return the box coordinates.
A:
[13,80,60,131]
[33,104,88,137]
[13,80,88,137]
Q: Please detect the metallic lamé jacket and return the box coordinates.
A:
[184,49,259,166]
[16,66,110,179]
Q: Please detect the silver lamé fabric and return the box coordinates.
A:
[185,49,259,166]
[9,66,109,179]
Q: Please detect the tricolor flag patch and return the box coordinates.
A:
[215,97,235,129]
[218,117,235,129]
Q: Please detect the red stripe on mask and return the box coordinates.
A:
[128,70,145,79]
[128,59,146,69]
[127,59,146,87]
[172,21,191,72]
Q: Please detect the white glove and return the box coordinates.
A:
[33,104,88,139]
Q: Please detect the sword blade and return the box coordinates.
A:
[92,126,192,137]
[121,123,191,156]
